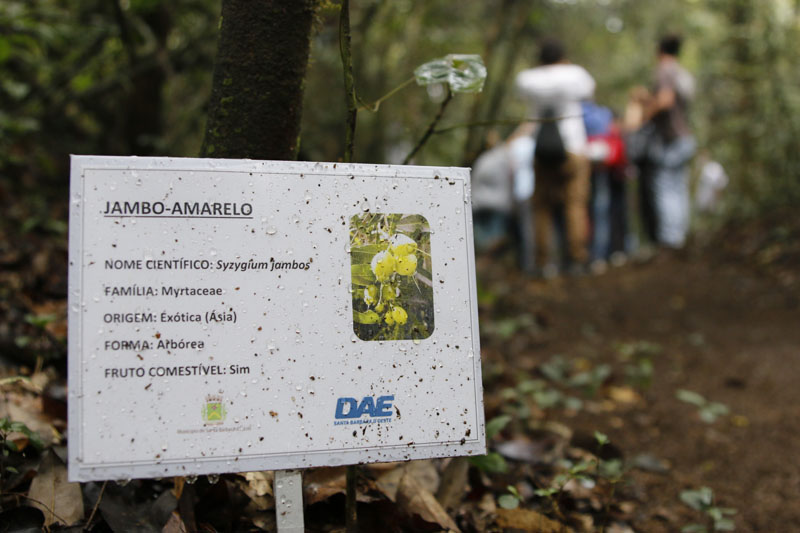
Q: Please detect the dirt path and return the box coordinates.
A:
[479,249,800,531]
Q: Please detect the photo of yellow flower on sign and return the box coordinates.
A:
[350,213,434,341]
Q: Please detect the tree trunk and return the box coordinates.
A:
[201,0,317,160]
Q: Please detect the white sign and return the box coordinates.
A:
[68,156,485,482]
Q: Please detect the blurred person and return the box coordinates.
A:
[508,127,536,274]
[470,130,537,272]
[584,103,631,271]
[516,38,595,276]
[471,130,514,253]
[607,118,632,264]
[695,152,728,213]
[627,34,696,249]
[583,101,614,270]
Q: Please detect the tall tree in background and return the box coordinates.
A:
[201,0,318,160]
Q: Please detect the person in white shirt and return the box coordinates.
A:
[516,38,595,274]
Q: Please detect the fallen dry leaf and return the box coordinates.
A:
[607,386,641,404]
[236,472,275,511]
[162,511,188,533]
[496,438,546,463]
[396,471,460,532]
[377,460,440,502]
[436,457,469,510]
[0,391,59,447]
[303,466,346,505]
[495,508,574,532]
[244,471,274,497]
[569,512,595,532]
[606,522,636,533]
[27,450,83,527]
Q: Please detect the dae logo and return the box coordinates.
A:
[334,395,394,425]
[202,394,226,425]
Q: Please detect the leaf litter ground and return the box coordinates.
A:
[1,213,800,531]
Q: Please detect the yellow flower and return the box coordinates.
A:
[395,253,417,276]
[370,250,395,282]
[390,305,408,325]
[364,285,378,305]
[389,234,418,256]
[381,284,397,301]
[359,310,380,324]
[384,312,395,326]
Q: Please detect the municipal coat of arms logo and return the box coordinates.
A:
[202,394,226,424]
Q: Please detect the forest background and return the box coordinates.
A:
[2,0,799,217]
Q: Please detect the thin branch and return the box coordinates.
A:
[339,0,357,163]
[433,114,584,135]
[110,0,138,65]
[85,480,107,529]
[0,491,70,526]
[403,88,453,165]
[357,76,416,112]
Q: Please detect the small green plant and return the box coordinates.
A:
[592,431,625,481]
[16,313,59,351]
[591,432,628,533]
[680,487,736,532]
[485,314,537,340]
[538,355,610,398]
[497,485,522,509]
[568,364,611,395]
[1,417,44,454]
[676,389,730,423]
[469,415,511,474]
[615,340,662,360]
[616,340,661,389]
[508,378,583,414]
[533,458,593,519]
[0,417,44,479]
[539,355,570,384]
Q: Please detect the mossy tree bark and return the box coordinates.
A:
[201,0,318,160]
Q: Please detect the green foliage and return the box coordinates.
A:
[414,54,486,94]
[498,485,522,509]
[485,414,511,440]
[0,417,45,453]
[617,340,661,389]
[3,0,798,214]
[598,458,624,481]
[25,313,58,329]
[469,452,507,474]
[680,487,737,532]
[469,415,511,475]
[676,389,730,423]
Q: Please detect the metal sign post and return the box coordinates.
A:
[274,470,304,533]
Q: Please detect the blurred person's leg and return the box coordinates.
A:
[638,167,658,244]
[517,198,536,274]
[609,175,629,257]
[564,153,591,266]
[591,168,612,262]
[653,166,690,248]
[533,162,557,269]
[653,136,695,248]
